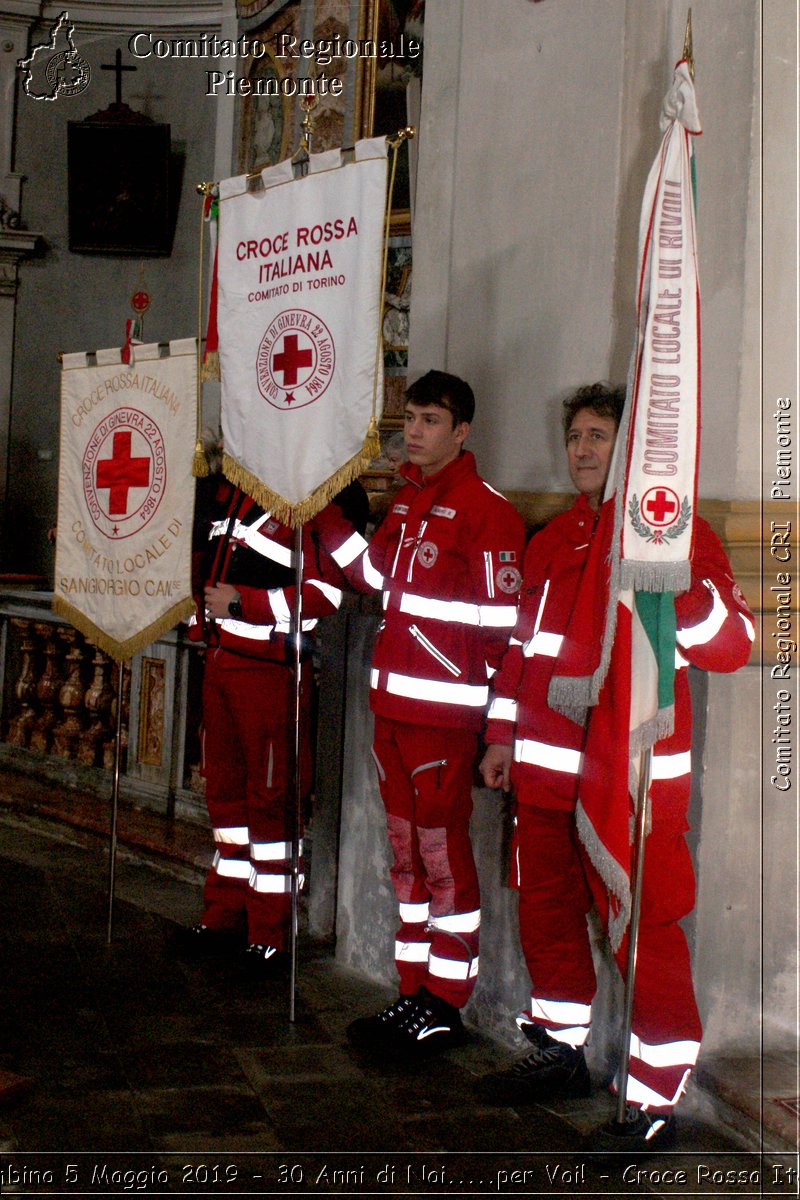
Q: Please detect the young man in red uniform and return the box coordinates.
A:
[329,371,526,1055]
[478,383,754,1150]
[179,471,367,977]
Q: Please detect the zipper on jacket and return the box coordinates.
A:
[390,522,406,579]
[406,520,428,582]
[533,579,551,637]
[409,623,461,677]
[484,550,495,598]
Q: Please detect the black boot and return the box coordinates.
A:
[475,1023,590,1104]
[388,986,466,1057]
[346,994,420,1049]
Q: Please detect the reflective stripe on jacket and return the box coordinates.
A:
[485,498,754,810]
[337,451,526,730]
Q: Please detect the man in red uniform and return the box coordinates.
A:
[178,472,366,977]
[329,371,526,1055]
[477,383,754,1150]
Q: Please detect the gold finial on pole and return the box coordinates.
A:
[388,126,416,149]
[291,91,319,164]
[683,9,695,79]
[196,181,215,196]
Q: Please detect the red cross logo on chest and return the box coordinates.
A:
[96,431,150,516]
[418,541,438,568]
[496,565,522,594]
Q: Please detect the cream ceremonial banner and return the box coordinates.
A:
[54,339,197,661]
[214,137,388,525]
[620,59,701,593]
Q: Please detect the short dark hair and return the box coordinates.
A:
[405,370,475,426]
[562,382,625,441]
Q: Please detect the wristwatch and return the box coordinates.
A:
[227,595,243,619]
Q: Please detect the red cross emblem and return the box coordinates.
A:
[641,486,680,527]
[496,566,522,594]
[272,333,314,402]
[257,310,335,412]
[96,431,151,515]
[418,541,438,567]
[82,408,166,540]
[131,289,151,315]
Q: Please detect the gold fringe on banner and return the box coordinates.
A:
[192,438,210,478]
[52,595,195,663]
[223,425,380,529]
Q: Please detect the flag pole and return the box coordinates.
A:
[615,748,652,1122]
[106,658,127,944]
[614,10,695,1119]
[289,524,304,1022]
[287,93,318,1023]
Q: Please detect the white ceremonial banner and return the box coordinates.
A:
[620,60,701,592]
[215,137,388,525]
[54,339,197,660]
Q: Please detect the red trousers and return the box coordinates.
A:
[515,804,702,1110]
[200,650,310,950]
[371,715,480,1008]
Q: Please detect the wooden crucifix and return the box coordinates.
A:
[101,49,136,106]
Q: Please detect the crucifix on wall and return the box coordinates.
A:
[67,48,174,256]
[101,48,136,108]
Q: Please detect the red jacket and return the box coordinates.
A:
[485,496,755,811]
[188,481,358,661]
[329,451,526,730]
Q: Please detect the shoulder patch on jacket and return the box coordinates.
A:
[431,505,456,519]
[393,503,409,514]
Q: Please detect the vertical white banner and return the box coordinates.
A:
[54,339,197,660]
[214,138,388,525]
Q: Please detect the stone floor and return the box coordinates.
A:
[0,799,796,1196]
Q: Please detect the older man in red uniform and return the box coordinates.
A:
[478,383,754,1152]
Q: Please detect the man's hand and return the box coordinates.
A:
[480,743,513,791]
[204,583,239,619]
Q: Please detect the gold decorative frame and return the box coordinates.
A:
[137,657,166,767]
[238,0,380,173]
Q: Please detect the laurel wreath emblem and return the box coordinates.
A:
[628,494,692,544]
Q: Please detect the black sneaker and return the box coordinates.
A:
[389,987,466,1057]
[588,1104,677,1156]
[173,923,245,960]
[475,1023,591,1104]
[242,943,289,978]
[346,994,419,1048]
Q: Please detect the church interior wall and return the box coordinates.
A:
[5,25,218,576]
[411,0,626,495]
[410,0,762,505]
